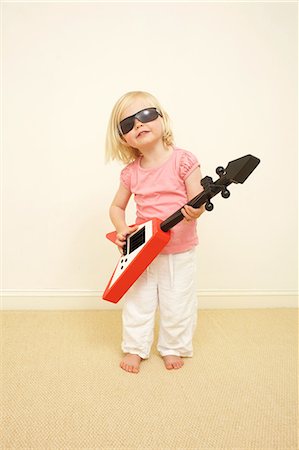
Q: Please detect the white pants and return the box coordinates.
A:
[121,248,198,359]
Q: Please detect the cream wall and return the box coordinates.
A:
[2,2,298,309]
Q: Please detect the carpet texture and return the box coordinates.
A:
[2,308,298,449]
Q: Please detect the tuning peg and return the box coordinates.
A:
[221,188,230,199]
[205,200,214,211]
[201,175,213,189]
[216,166,225,177]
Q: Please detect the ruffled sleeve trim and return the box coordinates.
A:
[120,165,132,191]
[179,150,200,180]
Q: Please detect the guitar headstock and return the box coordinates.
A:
[197,154,260,212]
[224,154,260,184]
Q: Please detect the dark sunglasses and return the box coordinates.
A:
[119,107,162,135]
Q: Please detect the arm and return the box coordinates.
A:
[109,183,138,251]
[181,167,205,222]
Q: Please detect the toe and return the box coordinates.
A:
[163,356,184,370]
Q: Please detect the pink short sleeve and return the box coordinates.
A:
[179,150,200,180]
[120,165,131,191]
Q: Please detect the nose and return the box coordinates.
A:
[134,118,143,128]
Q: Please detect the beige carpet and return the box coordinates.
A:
[2,308,298,449]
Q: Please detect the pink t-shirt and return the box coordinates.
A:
[120,147,200,254]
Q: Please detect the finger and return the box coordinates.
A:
[184,205,194,217]
[192,205,204,218]
[184,205,196,216]
[181,208,191,222]
[128,225,139,234]
[185,205,203,219]
[115,237,126,247]
[181,207,188,219]
[116,233,127,242]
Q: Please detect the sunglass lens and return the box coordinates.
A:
[120,117,134,135]
[136,108,159,123]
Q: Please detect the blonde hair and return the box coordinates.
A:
[105,91,174,164]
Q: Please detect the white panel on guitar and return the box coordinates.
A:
[109,221,153,286]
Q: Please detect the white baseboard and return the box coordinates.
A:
[1,290,298,310]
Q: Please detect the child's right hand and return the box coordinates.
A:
[115,225,139,254]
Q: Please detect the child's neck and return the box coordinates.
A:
[139,142,173,169]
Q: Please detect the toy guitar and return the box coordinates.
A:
[103,154,260,303]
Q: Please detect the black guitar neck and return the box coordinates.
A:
[160,188,217,232]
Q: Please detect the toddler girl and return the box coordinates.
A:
[105,91,205,373]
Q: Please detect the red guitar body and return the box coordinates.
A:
[103,218,171,303]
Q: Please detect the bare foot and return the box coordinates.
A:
[163,355,184,370]
[120,354,142,373]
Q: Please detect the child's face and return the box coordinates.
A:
[119,97,164,150]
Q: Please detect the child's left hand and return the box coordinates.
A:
[181,204,205,222]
